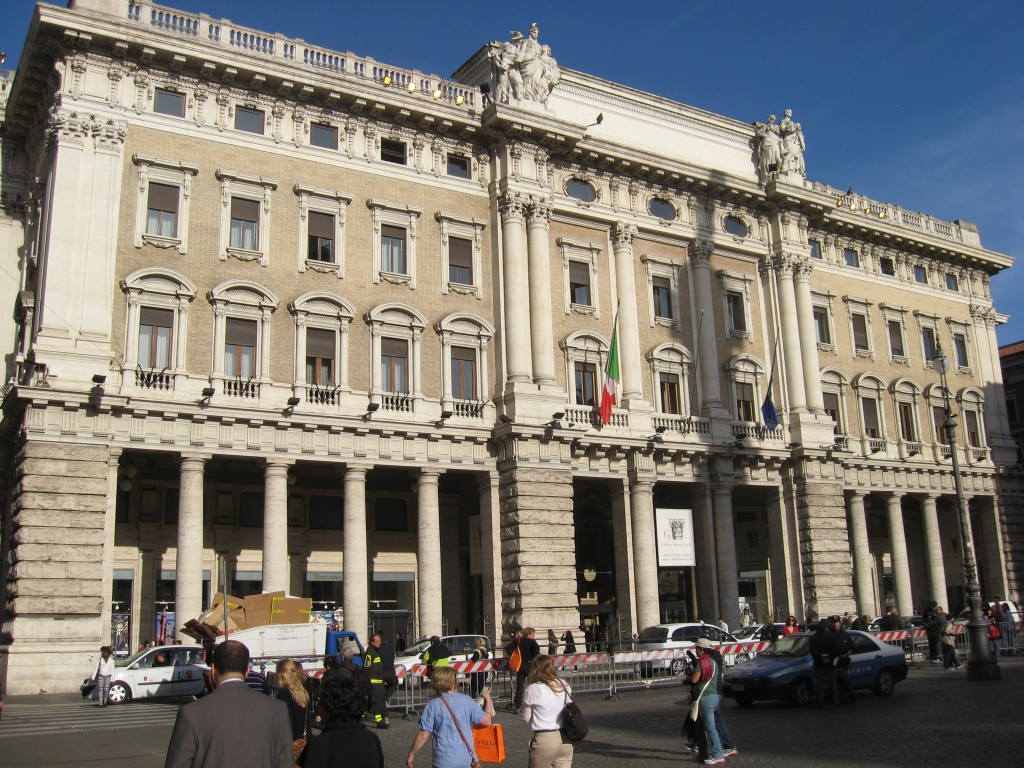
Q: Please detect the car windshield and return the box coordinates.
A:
[760,635,809,657]
[732,627,759,640]
[638,627,669,642]
[400,639,433,657]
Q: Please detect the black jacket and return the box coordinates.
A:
[809,630,838,668]
[300,721,384,768]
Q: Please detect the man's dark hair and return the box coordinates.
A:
[430,635,441,644]
[318,679,368,724]
[212,640,249,674]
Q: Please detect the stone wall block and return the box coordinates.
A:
[17,475,108,495]
[10,596,103,614]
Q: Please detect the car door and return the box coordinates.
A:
[171,648,206,696]
[846,633,883,686]
[130,649,178,698]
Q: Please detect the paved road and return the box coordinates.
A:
[2,659,1022,767]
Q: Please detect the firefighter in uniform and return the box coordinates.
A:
[364,631,396,729]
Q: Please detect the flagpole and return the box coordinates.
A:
[690,310,704,418]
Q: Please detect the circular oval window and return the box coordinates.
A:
[723,216,748,237]
[648,198,676,220]
[566,178,596,203]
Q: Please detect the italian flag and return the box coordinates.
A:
[600,315,620,425]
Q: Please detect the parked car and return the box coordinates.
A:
[868,615,923,632]
[634,623,740,677]
[721,630,908,707]
[393,634,492,687]
[88,644,208,704]
[731,623,788,642]
[956,600,1021,625]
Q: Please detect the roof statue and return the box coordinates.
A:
[485,23,560,107]
[753,108,806,184]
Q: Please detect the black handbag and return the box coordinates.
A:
[80,677,97,699]
[560,691,588,742]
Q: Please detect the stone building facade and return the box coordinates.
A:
[0,0,1021,694]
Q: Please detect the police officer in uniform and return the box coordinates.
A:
[831,615,856,704]
[364,631,396,729]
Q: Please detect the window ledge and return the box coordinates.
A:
[855,348,873,359]
[570,303,596,316]
[380,271,412,286]
[728,330,752,340]
[224,246,266,266]
[817,342,836,353]
[654,316,677,328]
[141,234,183,251]
[447,282,480,298]
[305,259,341,276]
[957,366,973,375]
[890,354,910,366]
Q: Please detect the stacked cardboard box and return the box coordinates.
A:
[183,591,314,641]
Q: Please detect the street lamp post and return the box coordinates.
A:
[933,347,1000,680]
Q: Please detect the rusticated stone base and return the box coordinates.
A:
[1,441,110,694]
[498,465,580,634]
[794,476,856,621]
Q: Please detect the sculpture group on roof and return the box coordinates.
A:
[753,108,806,184]
[486,23,561,107]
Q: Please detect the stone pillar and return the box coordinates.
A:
[629,477,660,630]
[343,465,369,639]
[847,490,877,618]
[610,478,637,636]
[712,485,741,629]
[477,472,503,643]
[690,241,723,412]
[417,470,443,637]
[920,494,948,609]
[765,486,797,619]
[499,192,533,385]
[793,259,824,413]
[262,460,291,594]
[773,255,807,413]
[793,474,855,619]
[886,494,914,615]
[611,223,644,401]
[526,200,555,386]
[100,450,121,653]
[176,455,206,641]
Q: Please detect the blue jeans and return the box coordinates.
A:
[698,694,723,760]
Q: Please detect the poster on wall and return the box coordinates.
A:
[655,508,696,567]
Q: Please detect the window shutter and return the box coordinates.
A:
[148,183,179,213]
[225,317,257,346]
[140,306,174,329]
[231,197,260,223]
[449,237,472,268]
[308,211,334,238]
[306,328,335,358]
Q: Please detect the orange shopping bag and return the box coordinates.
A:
[473,723,506,763]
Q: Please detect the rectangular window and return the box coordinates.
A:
[922,327,938,362]
[814,307,831,345]
[305,328,335,386]
[933,405,948,444]
[953,333,969,368]
[852,313,870,352]
[234,106,265,134]
[844,248,859,268]
[569,261,592,306]
[823,392,841,433]
[888,320,904,357]
[238,492,264,528]
[898,402,916,441]
[862,397,880,438]
[880,257,896,276]
[574,362,597,406]
[381,139,407,165]
[809,240,822,260]
[1007,397,1019,426]
[448,237,473,285]
[230,197,260,250]
[224,317,257,378]
[652,276,673,319]
[138,307,174,369]
[307,211,335,263]
[726,292,747,333]
[447,154,470,178]
[945,273,959,291]
[914,265,928,284]
[146,182,179,237]
[964,410,981,447]
[450,346,477,400]
[310,123,337,150]
[736,382,756,421]
[374,498,408,532]
[659,372,681,415]
[154,88,185,118]
[308,495,342,530]
[381,225,406,274]
[381,337,408,394]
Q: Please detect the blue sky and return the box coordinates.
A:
[3,0,1023,342]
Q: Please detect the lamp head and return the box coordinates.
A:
[286,396,301,407]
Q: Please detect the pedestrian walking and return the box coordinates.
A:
[522,655,573,768]
[690,637,726,765]
[365,632,398,729]
[95,645,115,707]
[560,630,576,654]
[406,667,493,768]
[942,618,961,669]
[514,628,541,713]
[300,678,383,768]
[547,629,558,655]
[468,637,491,705]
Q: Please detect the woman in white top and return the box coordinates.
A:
[521,655,573,768]
[96,645,116,707]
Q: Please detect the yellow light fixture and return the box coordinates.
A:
[879,210,887,219]
[849,201,858,211]
[836,198,844,206]
[407,81,417,93]
[455,94,465,105]
[382,74,392,86]
[432,87,443,99]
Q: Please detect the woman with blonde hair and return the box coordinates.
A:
[522,655,573,767]
[406,667,493,767]
[275,658,312,749]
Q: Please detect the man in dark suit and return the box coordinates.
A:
[164,640,293,768]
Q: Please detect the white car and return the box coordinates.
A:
[106,645,208,704]
[634,623,741,677]
[394,634,491,687]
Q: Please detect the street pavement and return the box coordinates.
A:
[2,658,1022,767]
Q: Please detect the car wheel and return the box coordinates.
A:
[107,682,131,704]
[734,696,755,708]
[873,668,895,697]
[788,677,811,707]
[670,659,687,677]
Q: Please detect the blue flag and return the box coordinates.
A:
[761,394,779,431]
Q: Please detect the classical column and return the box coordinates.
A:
[886,494,914,615]
[526,200,555,385]
[101,451,121,649]
[476,472,503,641]
[712,485,740,629]
[262,461,291,593]
[499,192,533,384]
[847,491,877,617]
[343,465,369,639]
[417,470,443,637]
[629,477,660,630]
[690,241,723,411]
[920,493,948,608]
[176,455,206,640]
[792,259,824,413]
[772,255,807,412]
[612,223,643,401]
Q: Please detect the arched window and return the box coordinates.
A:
[209,280,279,399]
[647,343,693,417]
[958,387,988,462]
[890,378,922,454]
[366,303,427,415]
[436,313,494,418]
[121,268,197,391]
[289,291,355,407]
[561,331,610,417]
[852,373,888,445]
[723,355,767,423]
[820,367,851,436]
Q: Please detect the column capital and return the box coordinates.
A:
[498,191,527,221]
[418,468,443,482]
[342,462,372,479]
[526,197,552,225]
[692,239,714,264]
[847,488,868,501]
[611,222,638,248]
[179,453,210,470]
[629,476,655,493]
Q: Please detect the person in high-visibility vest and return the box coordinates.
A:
[364,632,396,729]
[419,635,451,685]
